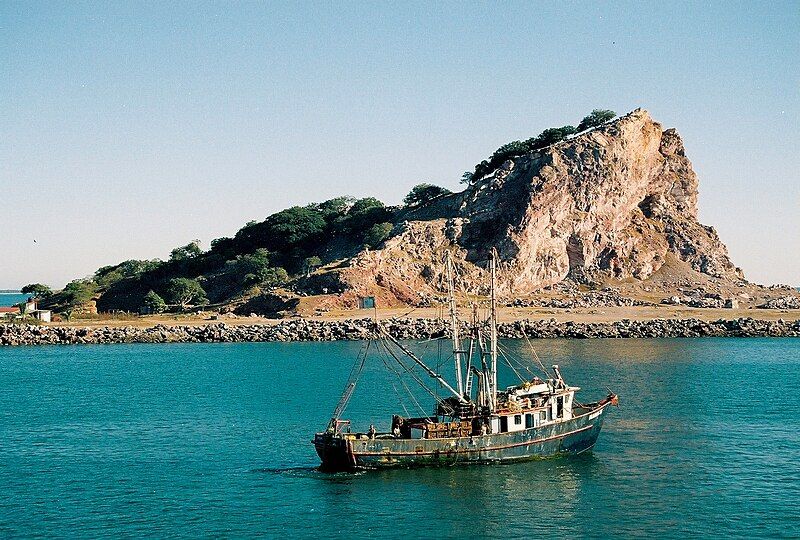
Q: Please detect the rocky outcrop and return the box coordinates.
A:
[758,296,800,310]
[330,109,744,304]
[2,318,799,346]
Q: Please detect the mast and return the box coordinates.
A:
[489,248,498,412]
[463,303,477,400]
[445,252,464,396]
[475,321,491,410]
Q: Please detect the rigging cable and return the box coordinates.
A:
[497,342,525,383]
[378,349,412,417]
[496,338,537,380]
[522,331,552,378]
[378,334,447,407]
[378,339,427,416]
[477,327,527,383]
[331,339,371,419]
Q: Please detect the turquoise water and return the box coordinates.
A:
[0,293,28,307]
[1,338,798,538]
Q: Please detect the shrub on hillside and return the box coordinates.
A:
[165,278,207,308]
[364,222,394,247]
[577,109,616,132]
[142,290,166,313]
[470,109,615,181]
[403,184,451,207]
[472,125,577,180]
[170,241,203,262]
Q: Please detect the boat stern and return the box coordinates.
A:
[313,432,357,472]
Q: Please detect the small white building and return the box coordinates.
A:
[17,299,52,323]
[30,310,52,323]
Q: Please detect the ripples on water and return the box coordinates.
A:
[0,339,798,538]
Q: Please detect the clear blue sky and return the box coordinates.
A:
[2,1,798,289]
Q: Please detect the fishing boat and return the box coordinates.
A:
[313,250,618,471]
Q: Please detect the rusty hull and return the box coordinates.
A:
[314,398,613,471]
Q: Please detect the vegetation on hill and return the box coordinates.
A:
[21,283,52,298]
[403,183,451,207]
[465,109,616,183]
[577,109,616,132]
[33,196,402,314]
[47,280,98,320]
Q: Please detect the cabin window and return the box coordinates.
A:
[500,416,508,433]
[514,415,522,425]
[525,413,534,428]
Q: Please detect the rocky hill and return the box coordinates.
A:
[315,109,746,306]
[34,108,799,318]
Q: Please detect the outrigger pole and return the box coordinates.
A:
[379,327,469,405]
[328,339,371,427]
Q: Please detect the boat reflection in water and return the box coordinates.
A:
[314,454,597,536]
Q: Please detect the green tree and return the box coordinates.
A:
[21,283,52,299]
[349,197,384,215]
[303,256,322,276]
[403,184,452,207]
[577,109,616,132]
[60,280,98,320]
[473,159,491,180]
[142,290,166,314]
[165,278,208,309]
[235,206,326,255]
[244,267,289,288]
[210,237,231,250]
[208,236,238,260]
[336,197,392,238]
[268,207,327,250]
[226,249,280,285]
[234,248,271,274]
[94,259,162,288]
[317,196,355,222]
[170,241,203,262]
[528,125,576,148]
[364,222,394,247]
[460,171,474,185]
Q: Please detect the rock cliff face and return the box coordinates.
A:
[330,109,743,304]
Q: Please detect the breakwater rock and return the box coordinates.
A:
[2,317,800,346]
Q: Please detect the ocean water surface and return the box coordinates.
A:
[0,293,28,307]
[0,338,798,538]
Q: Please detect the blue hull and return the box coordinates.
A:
[314,401,611,471]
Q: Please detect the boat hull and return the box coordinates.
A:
[314,401,611,471]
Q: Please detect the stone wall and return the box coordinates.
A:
[2,317,799,346]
